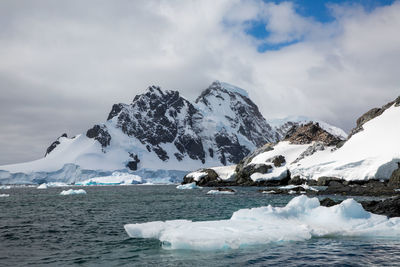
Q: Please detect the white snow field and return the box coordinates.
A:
[176,182,202,190]
[37,184,48,189]
[60,189,87,195]
[0,194,10,197]
[124,195,400,250]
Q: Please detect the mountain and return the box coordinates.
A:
[0,81,284,184]
[186,95,400,186]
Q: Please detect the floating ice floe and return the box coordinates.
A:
[0,185,11,190]
[206,190,235,195]
[261,190,277,194]
[76,172,143,186]
[37,184,48,189]
[60,189,86,195]
[279,184,319,192]
[0,194,10,197]
[176,182,202,190]
[124,195,400,250]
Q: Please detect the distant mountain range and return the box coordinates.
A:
[0,81,346,184]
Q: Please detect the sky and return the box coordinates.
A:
[0,0,399,165]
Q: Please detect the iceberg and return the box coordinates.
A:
[124,196,400,250]
[60,189,86,195]
[176,182,202,190]
[76,172,143,186]
[0,194,9,197]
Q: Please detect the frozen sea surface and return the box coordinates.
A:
[1,185,400,266]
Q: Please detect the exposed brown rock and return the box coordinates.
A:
[284,122,343,146]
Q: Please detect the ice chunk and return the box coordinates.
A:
[206,190,235,195]
[37,184,48,189]
[0,194,9,197]
[279,184,318,192]
[0,185,11,189]
[60,189,86,195]
[176,182,202,189]
[124,196,400,250]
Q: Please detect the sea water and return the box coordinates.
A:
[1,185,400,266]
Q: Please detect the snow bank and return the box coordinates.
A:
[176,183,202,190]
[211,165,236,181]
[76,172,143,186]
[206,190,235,195]
[60,189,86,195]
[185,171,207,182]
[124,196,400,250]
[250,167,288,182]
[0,194,9,197]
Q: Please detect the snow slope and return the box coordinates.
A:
[246,103,400,181]
[124,195,400,250]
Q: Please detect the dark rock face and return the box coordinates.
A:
[86,125,111,149]
[126,153,140,171]
[388,162,400,187]
[285,122,343,146]
[361,196,400,218]
[45,133,68,157]
[348,95,400,139]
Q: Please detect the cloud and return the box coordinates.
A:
[0,0,399,164]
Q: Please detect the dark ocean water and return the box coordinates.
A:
[1,185,400,266]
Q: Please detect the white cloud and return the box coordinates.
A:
[0,0,400,164]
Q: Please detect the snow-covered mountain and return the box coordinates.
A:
[0,81,284,184]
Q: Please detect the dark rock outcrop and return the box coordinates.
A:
[320,179,399,196]
[320,198,341,207]
[285,122,343,146]
[45,133,68,157]
[86,125,111,149]
[317,176,345,186]
[361,196,400,218]
[320,197,400,218]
